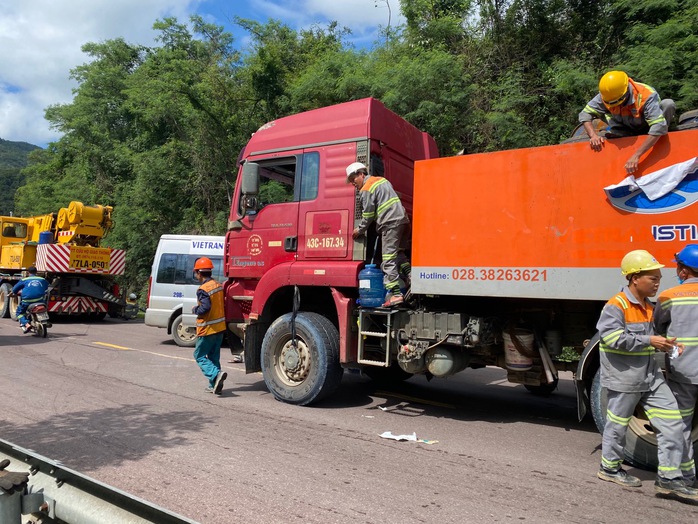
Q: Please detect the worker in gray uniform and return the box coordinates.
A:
[346,161,411,307]
[654,244,698,488]
[596,249,698,503]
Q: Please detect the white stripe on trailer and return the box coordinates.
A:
[49,296,108,314]
[36,244,125,275]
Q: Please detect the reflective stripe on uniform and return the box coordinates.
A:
[645,407,682,420]
[376,197,400,216]
[606,409,632,426]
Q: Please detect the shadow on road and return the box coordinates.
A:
[1,404,215,472]
[317,369,599,434]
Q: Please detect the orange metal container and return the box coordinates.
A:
[412,130,698,300]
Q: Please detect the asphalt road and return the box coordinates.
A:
[1,316,697,523]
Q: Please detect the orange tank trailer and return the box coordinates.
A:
[412,130,698,300]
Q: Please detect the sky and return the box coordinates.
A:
[0,0,403,147]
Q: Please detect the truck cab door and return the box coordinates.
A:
[226,153,303,279]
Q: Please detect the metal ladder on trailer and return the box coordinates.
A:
[357,308,397,367]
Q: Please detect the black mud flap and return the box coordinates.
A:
[244,321,268,374]
[574,332,600,422]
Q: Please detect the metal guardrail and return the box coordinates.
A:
[0,438,199,524]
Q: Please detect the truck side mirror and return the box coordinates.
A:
[229,163,260,229]
[241,162,260,196]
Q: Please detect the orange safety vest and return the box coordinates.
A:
[606,78,655,120]
[196,279,226,337]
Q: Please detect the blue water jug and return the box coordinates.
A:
[358,264,385,307]
[38,231,54,244]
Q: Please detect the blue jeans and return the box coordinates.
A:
[16,300,42,327]
[193,332,225,386]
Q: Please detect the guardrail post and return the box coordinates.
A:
[0,491,22,524]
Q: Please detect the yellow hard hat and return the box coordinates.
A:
[599,71,629,107]
[620,250,664,276]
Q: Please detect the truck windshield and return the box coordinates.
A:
[2,222,28,238]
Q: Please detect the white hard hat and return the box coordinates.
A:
[346,162,367,182]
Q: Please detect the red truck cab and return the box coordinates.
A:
[224,98,437,403]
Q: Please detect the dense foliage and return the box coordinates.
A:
[0,138,40,215]
[9,1,698,294]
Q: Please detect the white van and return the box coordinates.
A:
[145,235,225,347]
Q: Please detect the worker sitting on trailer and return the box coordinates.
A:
[346,161,411,308]
[579,71,675,175]
[11,266,50,334]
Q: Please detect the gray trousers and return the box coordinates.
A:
[667,378,698,482]
[380,222,410,293]
[602,381,684,479]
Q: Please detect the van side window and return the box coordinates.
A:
[157,253,224,284]
[156,254,177,283]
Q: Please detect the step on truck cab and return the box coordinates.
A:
[226,97,698,471]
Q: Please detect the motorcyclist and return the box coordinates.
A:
[11,266,50,334]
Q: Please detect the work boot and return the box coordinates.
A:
[655,477,698,504]
[382,294,404,308]
[213,371,228,395]
[597,467,642,487]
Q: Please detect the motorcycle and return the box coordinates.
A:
[9,293,51,337]
[25,301,51,337]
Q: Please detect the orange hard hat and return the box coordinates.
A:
[194,257,214,271]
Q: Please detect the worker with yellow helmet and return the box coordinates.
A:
[579,71,675,175]
[595,250,698,503]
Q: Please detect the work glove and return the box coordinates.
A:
[0,458,29,495]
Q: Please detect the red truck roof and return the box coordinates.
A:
[243,98,438,161]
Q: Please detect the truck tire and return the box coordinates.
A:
[9,294,20,321]
[261,312,343,406]
[0,283,12,318]
[172,314,197,347]
[591,368,670,471]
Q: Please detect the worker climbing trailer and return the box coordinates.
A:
[223,98,698,471]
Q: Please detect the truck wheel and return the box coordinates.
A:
[9,295,20,321]
[261,312,343,406]
[524,378,559,397]
[0,283,12,318]
[172,314,197,347]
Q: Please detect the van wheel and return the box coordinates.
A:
[261,312,343,406]
[0,283,12,318]
[172,314,197,347]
